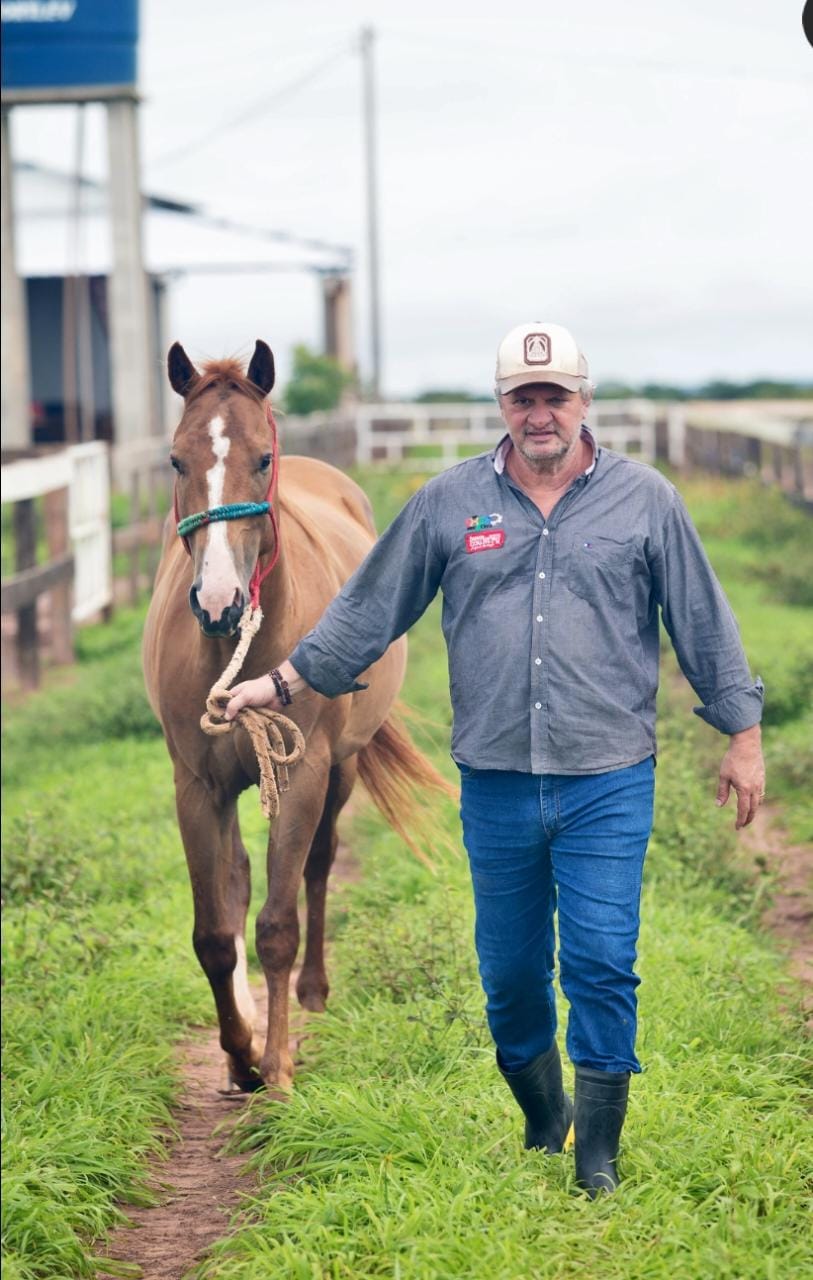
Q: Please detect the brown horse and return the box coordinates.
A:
[143,340,448,1093]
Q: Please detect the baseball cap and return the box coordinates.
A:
[495,322,589,395]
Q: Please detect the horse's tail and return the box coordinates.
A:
[356,707,458,870]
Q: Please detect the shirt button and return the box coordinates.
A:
[542,528,549,536]
[534,702,542,710]
[536,614,543,622]
[538,571,546,579]
[534,657,542,665]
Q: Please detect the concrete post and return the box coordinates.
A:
[105,97,157,444]
[1,107,32,449]
[322,273,356,374]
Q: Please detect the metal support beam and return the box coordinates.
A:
[106,98,158,442]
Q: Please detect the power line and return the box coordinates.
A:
[147,40,355,170]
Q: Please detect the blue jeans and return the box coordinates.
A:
[458,758,654,1075]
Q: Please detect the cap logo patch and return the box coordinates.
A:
[523,332,551,366]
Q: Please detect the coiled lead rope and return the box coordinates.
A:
[200,605,305,819]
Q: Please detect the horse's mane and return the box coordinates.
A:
[187,357,266,405]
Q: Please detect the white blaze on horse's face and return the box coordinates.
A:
[195,414,243,620]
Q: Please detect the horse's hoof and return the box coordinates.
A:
[296,974,329,1012]
[297,991,328,1013]
[218,1068,266,1096]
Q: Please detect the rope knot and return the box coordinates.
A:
[198,605,306,818]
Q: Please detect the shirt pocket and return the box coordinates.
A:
[568,535,634,605]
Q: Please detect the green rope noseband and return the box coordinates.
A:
[177,501,271,539]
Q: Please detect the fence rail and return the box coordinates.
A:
[1,444,112,686]
[285,398,813,503]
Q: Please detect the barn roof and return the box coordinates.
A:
[12,160,352,279]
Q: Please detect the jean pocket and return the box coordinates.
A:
[455,761,477,779]
[568,535,634,605]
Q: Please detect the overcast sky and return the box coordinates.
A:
[10,0,813,396]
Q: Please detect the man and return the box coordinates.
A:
[225,322,765,1196]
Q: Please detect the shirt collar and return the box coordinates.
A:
[492,425,598,477]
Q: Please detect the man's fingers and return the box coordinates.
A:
[224,684,258,720]
[224,689,247,720]
[715,777,731,808]
[224,676,280,720]
[739,788,764,829]
[734,785,751,830]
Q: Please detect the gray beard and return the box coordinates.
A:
[517,433,573,474]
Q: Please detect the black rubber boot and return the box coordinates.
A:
[574,1066,630,1197]
[498,1042,574,1154]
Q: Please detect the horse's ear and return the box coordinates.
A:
[168,342,199,398]
[247,340,276,396]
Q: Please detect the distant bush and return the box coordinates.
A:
[283,344,354,415]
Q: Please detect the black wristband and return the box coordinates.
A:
[268,667,293,706]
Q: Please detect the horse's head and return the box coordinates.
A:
[168,340,278,637]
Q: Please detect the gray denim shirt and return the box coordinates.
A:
[290,433,763,774]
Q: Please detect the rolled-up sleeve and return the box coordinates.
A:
[652,491,764,734]
[289,486,445,698]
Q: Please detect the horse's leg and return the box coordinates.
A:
[228,813,258,1054]
[296,757,357,1013]
[175,768,263,1090]
[256,755,331,1092]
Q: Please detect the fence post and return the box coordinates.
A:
[43,486,74,665]
[13,498,39,687]
[129,470,141,604]
[666,406,686,468]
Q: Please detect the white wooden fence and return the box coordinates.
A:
[1,441,112,623]
[351,399,657,469]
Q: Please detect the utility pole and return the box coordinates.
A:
[360,25,382,400]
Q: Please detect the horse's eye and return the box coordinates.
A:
[170,455,184,474]
[258,454,272,472]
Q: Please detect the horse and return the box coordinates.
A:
[143,340,450,1093]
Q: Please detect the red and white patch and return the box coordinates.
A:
[465,529,506,554]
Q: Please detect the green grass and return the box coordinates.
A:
[2,617,212,1280]
[682,476,813,843]
[2,471,810,1279]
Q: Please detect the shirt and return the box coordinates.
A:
[290,431,764,774]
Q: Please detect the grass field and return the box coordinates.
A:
[2,472,811,1280]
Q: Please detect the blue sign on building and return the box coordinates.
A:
[2,0,139,91]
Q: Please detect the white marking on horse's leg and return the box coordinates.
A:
[233,935,257,1029]
[197,414,241,616]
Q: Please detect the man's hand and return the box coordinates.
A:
[224,661,307,720]
[716,724,765,829]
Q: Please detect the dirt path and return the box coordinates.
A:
[96,1003,265,1280]
[739,803,813,1027]
[97,839,359,1280]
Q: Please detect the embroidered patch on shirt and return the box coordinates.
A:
[466,529,506,553]
[465,512,503,531]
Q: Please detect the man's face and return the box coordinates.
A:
[499,383,586,469]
